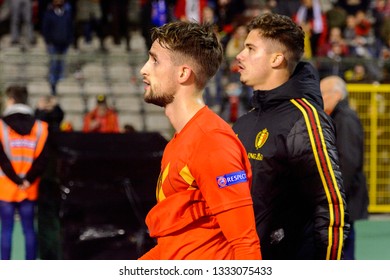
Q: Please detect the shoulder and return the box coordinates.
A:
[188,109,240,149]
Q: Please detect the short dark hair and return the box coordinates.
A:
[151,21,223,89]
[5,85,28,104]
[248,13,305,73]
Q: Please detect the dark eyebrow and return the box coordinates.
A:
[149,51,157,60]
[245,43,256,49]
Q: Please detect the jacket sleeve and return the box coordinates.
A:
[0,141,23,185]
[288,109,348,260]
[25,135,50,184]
[334,111,364,198]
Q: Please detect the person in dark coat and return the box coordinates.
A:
[41,0,73,95]
[232,13,349,260]
[34,95,64,259]
[320,75,369,260]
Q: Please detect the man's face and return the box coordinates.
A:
[236,30,274,90]
[320,80,341,115]
[140,40,178,107]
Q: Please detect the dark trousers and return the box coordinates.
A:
[0,199,37,260]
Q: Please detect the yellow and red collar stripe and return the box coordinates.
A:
[291,98,345,260]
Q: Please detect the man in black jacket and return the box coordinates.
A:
[320,75,369,260]
[232,13,349,259]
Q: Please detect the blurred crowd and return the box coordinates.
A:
[0,0,389,124]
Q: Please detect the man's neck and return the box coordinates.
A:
[165,92,205,133]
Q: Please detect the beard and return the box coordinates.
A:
[144,87,175,108]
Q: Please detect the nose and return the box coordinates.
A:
[140,63,147,77]
[236,50,243,62]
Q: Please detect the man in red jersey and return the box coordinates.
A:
[138,21,261,260]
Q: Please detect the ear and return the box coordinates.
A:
[178,66,192,83]
[271,53,284,67]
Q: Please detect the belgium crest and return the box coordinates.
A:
[255,128,269,149]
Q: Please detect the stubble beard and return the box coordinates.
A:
[144,88,175,108]
[239,72,249,87]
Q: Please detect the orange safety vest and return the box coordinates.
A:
[0,119,48,202]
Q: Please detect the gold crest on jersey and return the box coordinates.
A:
[255,128,269,150]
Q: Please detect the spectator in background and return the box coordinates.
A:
[215,0,247,47]
[35,95,64,132]
[41,0,73,95]
[221,24,252,121]
[293,0,327,58]
[34,95,64,259]
[202,4,217,24]
[344,11,375,58]
[338,0,370,16]
[9,0,36,48]
[271,0,300,17]
[174,0,208,22]
[225,24,248,61]
[140,0,173,50]
[83,94,119,133]
[318,26,349,58]
[73,0,106,52]
[109,0,131,52]
[379,35,390,82]
[123,123,136,133]
[373,0,390,48]
[320,75,369,260]
[316,26,350,78]
[344,63,373,83]
[202,4,223,110]
[0,1,10,47]
[0,85,49,260]
[325,3,348,31]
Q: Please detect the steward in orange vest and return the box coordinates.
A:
[0,86,49,202]
[0,85,50,260]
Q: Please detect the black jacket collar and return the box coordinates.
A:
[251,61,324,111]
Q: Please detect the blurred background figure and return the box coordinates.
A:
[0,85,49,260]
[174,0,208,22]
[122,123,136,133]
[108,0,131,52]
[140,0,172,50]
[35,95,64,132]
[34,95,64,259]
[83,94,119,133]
[293,0,327,58]
[41,0,73,95]
[73,0,106,52]
[320,75,369,260]
[9,0,36,49]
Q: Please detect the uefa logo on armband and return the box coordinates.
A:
[216,170,247,188]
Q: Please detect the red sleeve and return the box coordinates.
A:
[216,205,262,260]
[192,131,253,214]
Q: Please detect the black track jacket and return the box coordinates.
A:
[233,62,349,260]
